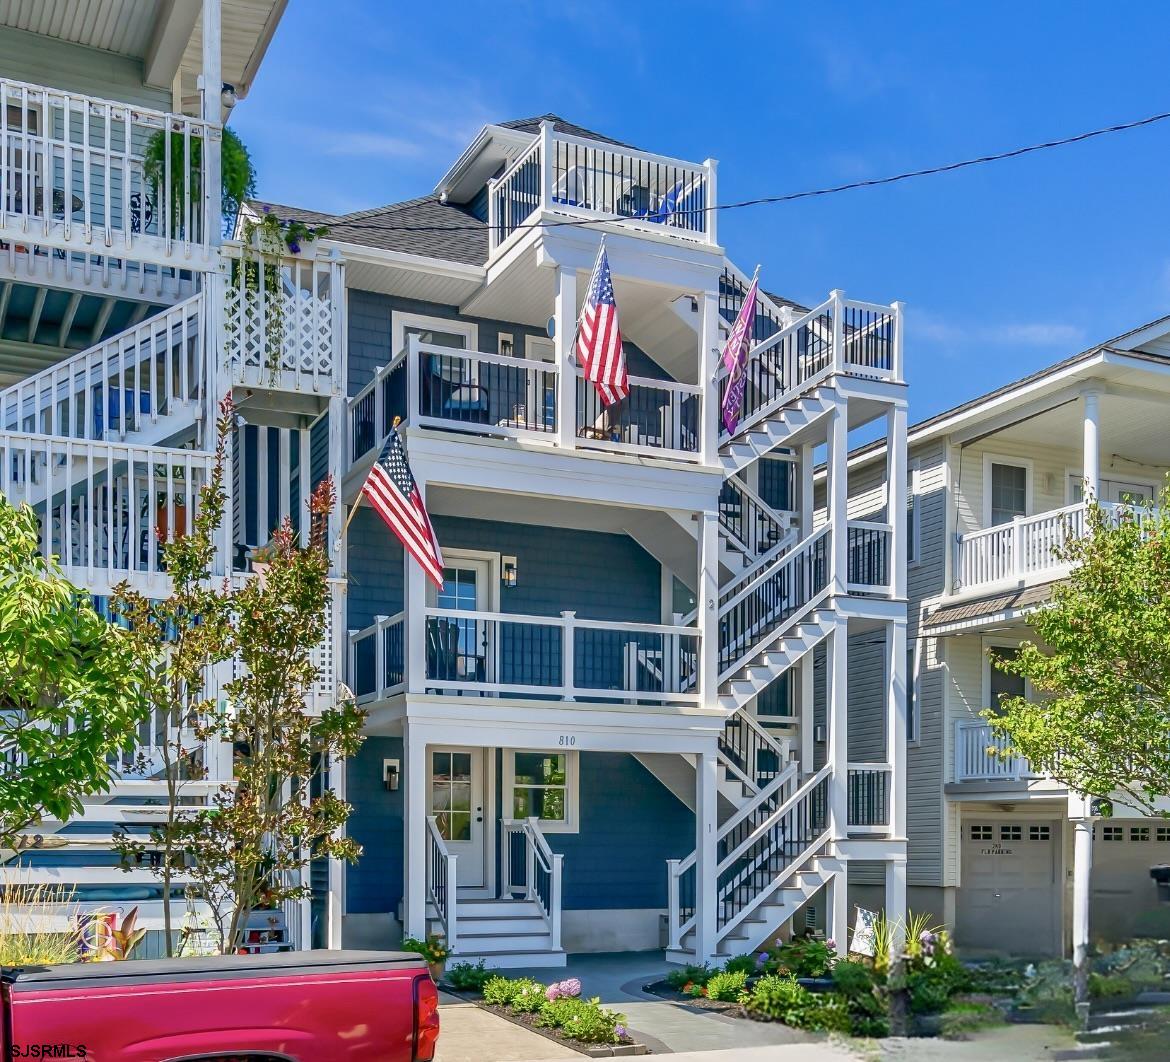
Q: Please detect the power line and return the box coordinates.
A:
[326,109,1170,237]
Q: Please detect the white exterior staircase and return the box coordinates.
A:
[661,275,899,962]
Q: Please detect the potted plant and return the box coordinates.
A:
[143,125,256,237]
[402,934,450,983]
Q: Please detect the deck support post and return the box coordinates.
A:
[694,749,719,962]
[825,867,849,959]
[403,721,428,941]
[1082,389,1101,499]
[554,265,577,450]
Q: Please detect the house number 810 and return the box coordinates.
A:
[558,735,576,747]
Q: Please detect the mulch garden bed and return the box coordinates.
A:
[642,978,741,1015]
[440,983,651,1057]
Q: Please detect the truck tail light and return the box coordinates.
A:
[413,973,440,1061]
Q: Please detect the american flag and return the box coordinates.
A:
[576,241,629,407]
[361,428,444,589]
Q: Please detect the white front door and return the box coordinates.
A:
[428,747,487,890]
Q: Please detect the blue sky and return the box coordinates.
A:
[233,1,1170,422]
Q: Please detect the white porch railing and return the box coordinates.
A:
[718,291,902,444]
[223,244,342,395]
[0,431,211,595]
[348,611,406,702]
[426,815,457,953]
[0,78,219,262]
[488,124,716,251]
[0,292,204,442]
[501,817,562,951]
[954,721,1038,782]
[574,369,701,459]
[954,501,1158,592]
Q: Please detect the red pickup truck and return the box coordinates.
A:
[2,949,439,1061]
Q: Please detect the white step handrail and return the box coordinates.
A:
[0,292,204,441]
[502,817,562,951]
[425,815,457,952]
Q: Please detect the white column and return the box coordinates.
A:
[277,428,291,528]
[404,503,427,693]
[1072,810,1093,1011]
[886,405,908,600]
[884,858,907,957]
[297,427,311,544]
[200,0,222,248]
[403,722,428,941]
[1082,390,1102,500]
[825,866,849,959]
[327,752,346,948]
[699,291,720,465]
[826,621,848,840]
[886,620,907,841]
[694,749,719,961]
[554,265,577,449]
[327,394,346,572]
[697,509,720,709]
[800,655,815,775]
[827,404,848,595]
[799,442,814,540]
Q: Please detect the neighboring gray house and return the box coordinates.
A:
[844,316,1170,960]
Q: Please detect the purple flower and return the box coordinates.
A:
[615,1024,628,1040]
[756,952,769,966]
[288,241,301,254]
[262,205,271,213]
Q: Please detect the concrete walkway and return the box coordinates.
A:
[504,951,821,1054]
[435,992,578,1062]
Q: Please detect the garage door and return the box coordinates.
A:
[956,819,1060,958]
[1092,820,1170,942]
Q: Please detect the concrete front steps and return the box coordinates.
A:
[402,893,568,970]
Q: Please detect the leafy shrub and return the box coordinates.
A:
[537,996,627,1044]
[832,960,880,998]
[907,972,953,1015]
[722,954,759,976]
[447,960,492,992]
[705,969,748,1001]
[510,979,550,1013]
[483,976,546,1010]
[802,993,854,1034]
[776,936,836,977]
[939,1001,1006,1040]
[482,976,521,1007]
[742,974,816,1023]
[666,963,711,990]
[1089,972,1135,1000]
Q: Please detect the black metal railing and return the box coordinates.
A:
[719,477,787,556]
[573,627,698,698]
[718,530,828,673]
[840,303,894,375]
[576,375,699,453]
[420,349,556,434]
[847,766,890,827]
[847,523,890,588]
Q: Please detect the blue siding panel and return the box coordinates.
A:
[346,736,405,914]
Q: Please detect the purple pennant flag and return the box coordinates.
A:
[721,274,759,435]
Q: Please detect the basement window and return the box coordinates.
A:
[504,750,579,833]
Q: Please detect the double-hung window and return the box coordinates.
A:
[989,463,1028,526]
[504,750,579,833]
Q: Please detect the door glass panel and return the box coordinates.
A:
[434,568,482,680]
[430,750,475,842]
[405,325,468,350]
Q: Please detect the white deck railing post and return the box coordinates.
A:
[891,300,905,382]
[666,859,681,949]
[1011,515,1025,580]
[703,158,718,245]
[447,852,458,952]
[560,611,576,700]
[539,121,555,213]
[830,289,845,374]
[550,852,563,951]
[405,333,420,428]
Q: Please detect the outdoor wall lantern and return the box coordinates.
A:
[502,555,519,589]
[383,759,400,792]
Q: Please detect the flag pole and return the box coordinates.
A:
[336,415,402,549]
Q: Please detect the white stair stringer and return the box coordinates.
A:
[0,292,205,448]
[720,384,837,476]
[719,607,835,714]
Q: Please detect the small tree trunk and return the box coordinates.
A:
[888,955,910,1037]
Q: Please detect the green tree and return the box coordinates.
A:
[182,474,364,952]
[988,494,1170,813]
[112,398,236,954]
[0,497,150,842]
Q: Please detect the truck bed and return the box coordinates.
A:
[4,949,436,1062]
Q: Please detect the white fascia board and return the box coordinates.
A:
[406,429,723,514]
[433,125,538,200]
[403,696,725,755]
[326,240,484,285]
[535,223,725,284]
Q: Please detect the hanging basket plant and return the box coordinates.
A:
[143,125,257,238]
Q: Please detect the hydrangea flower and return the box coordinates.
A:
[545,977,582,1001]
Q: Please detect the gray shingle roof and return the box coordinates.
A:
[498,114,633,149]
[247,195,487,266]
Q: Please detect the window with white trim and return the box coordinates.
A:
[1102,826,1123,841]
[1131,826,1151,842]
[970,825,992,841]
[989,463,1028,526]
[1029,825,1050,841]
[1157,826,1170,842]
[504,750,579,833]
